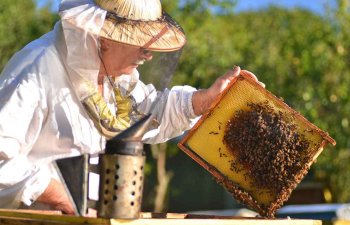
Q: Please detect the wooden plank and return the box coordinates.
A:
[0,210,322,225]
[0,210,107,225]
[333,221,350,225]
[0,209,62,215]
[111,218,322,225]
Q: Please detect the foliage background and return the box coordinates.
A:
[0,0,349,213]
[163,0,350,207]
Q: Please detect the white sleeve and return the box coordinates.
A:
[142,85,200,144]
[0,68,50,208]
[0,156,51,208]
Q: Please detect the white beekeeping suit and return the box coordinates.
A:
[0,0,197,209]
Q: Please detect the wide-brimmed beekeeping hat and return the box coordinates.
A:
[93,0,186,52]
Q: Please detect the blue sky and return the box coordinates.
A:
[234,0,334,14]
[36,0,335,14]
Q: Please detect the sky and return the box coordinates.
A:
[234,0,334,14]
[36,0,335,14]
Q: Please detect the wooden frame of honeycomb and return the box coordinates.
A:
[178,71,336,217]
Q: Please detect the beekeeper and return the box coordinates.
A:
[0,0,259,214]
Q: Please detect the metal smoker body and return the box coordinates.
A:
[55,114,154,219]
[98,141,145,218]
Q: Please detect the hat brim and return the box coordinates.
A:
[99,16,186,52]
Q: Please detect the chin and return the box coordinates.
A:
[109,71,131,77]
[123,68,137,75]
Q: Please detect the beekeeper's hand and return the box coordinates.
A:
[192,66,264,116]
[36,179,75,215]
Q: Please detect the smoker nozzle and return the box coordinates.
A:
[105,114,154,155]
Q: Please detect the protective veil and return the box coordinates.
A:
[0,0,197,209]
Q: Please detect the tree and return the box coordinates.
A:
[312,0,350,202]
[166,0,350,206]
[0,0,58,71]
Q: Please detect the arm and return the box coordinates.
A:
[0,60,53,210]
[141,66,263,143]
[36,179,75,214]
[0,100,74,214]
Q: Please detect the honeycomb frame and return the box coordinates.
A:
[178,71,336,217]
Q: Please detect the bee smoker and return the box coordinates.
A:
[55,114,155,219]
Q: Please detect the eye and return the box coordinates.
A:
[140,48,150,55]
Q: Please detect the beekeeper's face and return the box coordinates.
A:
[99,38,153,76]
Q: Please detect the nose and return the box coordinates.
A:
[140,48,153,61]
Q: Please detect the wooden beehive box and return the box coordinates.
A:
[0,209,323,225]
[178,71,336,217]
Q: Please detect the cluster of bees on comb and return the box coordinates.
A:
[223,101,312,217]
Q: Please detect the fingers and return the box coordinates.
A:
[222,66,241,81]
[231,65,241,78]
[242,70,258,81]
[242,70,266,88]
[259,81,266,88]
[222,67,264,88]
